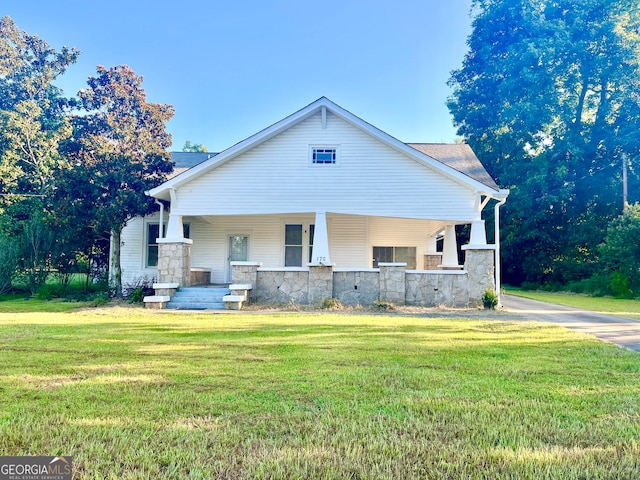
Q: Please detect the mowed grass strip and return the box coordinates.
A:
[505,289,640,321]
[0,307,639,479]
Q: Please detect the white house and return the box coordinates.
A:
[118,97,508,308]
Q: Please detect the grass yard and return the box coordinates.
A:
[1,306,639,479]
[505,288,640,321]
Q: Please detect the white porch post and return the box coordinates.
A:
[494,190,509,306]
[469,220,488,246]
[165,213,185,241]
[156,187,192,286]
[164,188,186,241]
[426,234,438,253]
[469,192,488,246]
[441,224,461,269]
[309,211,333,266]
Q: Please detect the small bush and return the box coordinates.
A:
[128,287,146,304]
[124,276,155,300]
[88,293,110,307]
[36,283,67,300]
[539,282,563,292]
[373,299,395,310]
[321,298,343,310]
[566,275,610,297]
[520,282,540,291]
[610,271,633,299]
[482,288,499,309]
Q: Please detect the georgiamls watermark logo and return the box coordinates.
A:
[0,456,72,480]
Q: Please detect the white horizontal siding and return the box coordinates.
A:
[328,214,368,267]
[173,112,476,220]
[368,217,439,268]
[120,215,159,287]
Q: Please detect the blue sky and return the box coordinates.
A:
[6,0,473,152]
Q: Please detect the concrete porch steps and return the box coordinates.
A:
[166,286,231,310]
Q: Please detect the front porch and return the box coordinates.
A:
[146,208,501,309]
[147,246,495,309]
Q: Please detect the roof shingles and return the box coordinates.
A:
[406,143,499,191]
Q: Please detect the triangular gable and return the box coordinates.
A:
[149,97,502,201]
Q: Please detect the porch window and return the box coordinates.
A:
[146,223,190,267]
[284,224,315,266]
[372,246,416,269]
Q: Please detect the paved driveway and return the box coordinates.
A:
[501,294,640,353]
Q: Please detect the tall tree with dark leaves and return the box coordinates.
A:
[0,16,79,290]
[0,16,78,208]
[448,0,640,286]
[59,65,174,296]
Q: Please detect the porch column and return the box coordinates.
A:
[469,220,488,246]
[309,211,333,266]
[308,265,333,304]
[462,245,496,304]
[165,213,185,241]
[379,263,406,305]
[441,224,462,269]
[164,187,187,242]
[157,238,193,286]
[424,234,442,270]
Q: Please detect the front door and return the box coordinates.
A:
[227,235,249,282]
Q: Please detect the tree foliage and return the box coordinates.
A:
[182,140,207,152]
[0,17,174,296]
[56,65,175,295]
[599,203,640,296]
[0,16,79,291]
[448,0,640,286]
[0,16,78,207]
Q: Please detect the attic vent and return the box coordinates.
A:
[311,147,337,165]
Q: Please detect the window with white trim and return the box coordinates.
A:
[310,147,338,165]
[146,223,190,267]
[372,246,416,269]
[284,223,315,267]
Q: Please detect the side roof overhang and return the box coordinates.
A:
[148,97,507,201]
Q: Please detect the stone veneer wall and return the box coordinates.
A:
[231,248,494,307]
[406,272,469,306]
[254,269,310,304]
[462,248,495,304]
[333,271,380,305]
[379,264,406,305]
[308,266,333,305]
[157,242,191,286]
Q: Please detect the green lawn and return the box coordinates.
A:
[1,307,639,479]
[0,295,95,313]
[505,288,640,321]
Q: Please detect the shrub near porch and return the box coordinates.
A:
[0,307,638,478]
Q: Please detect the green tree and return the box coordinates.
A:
[448,0,640,286]
[182,140,207,152]
[599,203,640,297]
[0,16,79,292]
[0,16,78,206]
[58,65,174,296]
